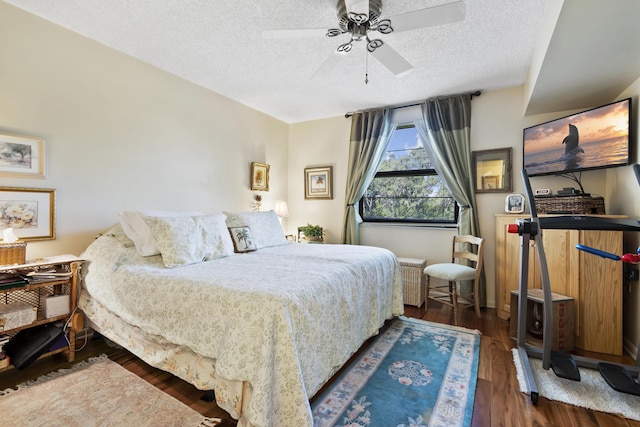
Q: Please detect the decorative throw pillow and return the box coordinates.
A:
[228,226,257,253]
[120,210,204,256]
[223,210,288,249]
[143,213,235,268]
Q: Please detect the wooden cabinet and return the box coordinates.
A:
[0,256,83,370]
[495,214,624,355]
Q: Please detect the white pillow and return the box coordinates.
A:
[143,213,235,268]
[223,210,288,249]
[119,210,203,256]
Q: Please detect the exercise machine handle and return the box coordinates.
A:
[575,244,620,261]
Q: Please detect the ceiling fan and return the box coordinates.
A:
[263,0,466,82]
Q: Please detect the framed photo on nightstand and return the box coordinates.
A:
[505,193,525,214]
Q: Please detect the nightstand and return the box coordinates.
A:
[0,255,84,371]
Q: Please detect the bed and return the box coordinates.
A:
[78,210,403,427]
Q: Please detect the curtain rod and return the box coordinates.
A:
[344,90,481,118]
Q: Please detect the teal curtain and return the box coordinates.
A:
[414,94,485,305]
[342,109,395,244]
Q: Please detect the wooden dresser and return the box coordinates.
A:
[495,214,625,355]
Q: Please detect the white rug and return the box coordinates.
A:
[512,348,640,421]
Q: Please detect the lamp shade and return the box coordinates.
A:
[274,200,289,218]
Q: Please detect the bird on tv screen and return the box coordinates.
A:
[523,98,631,177]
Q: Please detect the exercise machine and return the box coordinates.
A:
[510,164,640,404]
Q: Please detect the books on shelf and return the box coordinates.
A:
[25,269,72,281]
[0,269,72,288]
[0,273,28,289]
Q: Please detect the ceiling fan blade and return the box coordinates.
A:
[262,28,330,39]
[370,43,414,77]
[311,50,347,79]
[388,0,466,33]
[345,0,370,21]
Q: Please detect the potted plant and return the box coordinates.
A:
[299,224,323,241]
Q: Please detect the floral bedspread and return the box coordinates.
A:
[79,234,403,427]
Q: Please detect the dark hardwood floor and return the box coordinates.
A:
[1,303,638,427]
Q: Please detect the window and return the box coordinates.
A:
[360,125,458,224]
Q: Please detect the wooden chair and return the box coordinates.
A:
[424,235,485,325]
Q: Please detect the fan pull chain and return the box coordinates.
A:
[365,52,369,84]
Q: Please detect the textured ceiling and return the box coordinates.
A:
[4,0,549,123]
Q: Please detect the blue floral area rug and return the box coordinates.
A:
[312,316,480,427]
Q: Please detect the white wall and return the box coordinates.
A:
[0,3,289,259]
[286,117,350,242]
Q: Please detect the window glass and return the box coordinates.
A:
[360,125,457,223]
[377,127,433,171]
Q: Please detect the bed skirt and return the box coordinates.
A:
[79,289,255,427]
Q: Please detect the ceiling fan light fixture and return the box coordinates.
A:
[337,41,353,53]
[337,0,382,31]
[366,38,383,53]
[348,12,369,25]
[326,28,343,37]
[371,18,392,34]
[263,0,465,81]
[350,24,368,41]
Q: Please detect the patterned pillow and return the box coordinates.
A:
[143,213,235,268]
[119,210,203,256]
[228,226,257,253]
[223,210,288,249]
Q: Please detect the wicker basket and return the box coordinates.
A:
[0,241,27,266]
[398,257,427,307]
[534,195,605,215]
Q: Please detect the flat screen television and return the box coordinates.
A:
[523,98,631,177]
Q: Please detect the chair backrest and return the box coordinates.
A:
[452,235,485,278]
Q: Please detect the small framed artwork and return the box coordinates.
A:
[250,162,270,191]
[304,166,333,199]
[505,193,525,214]
[482,175,499,190]
[472,148,512,193]
[0,187,56,240]
[0,133,46,179]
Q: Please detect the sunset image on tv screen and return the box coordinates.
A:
[523,98,630,177]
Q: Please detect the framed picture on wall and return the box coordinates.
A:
[304,166,333,199]
[0,187,56,240]
[0,133,46,179]
[250,162,270,191]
